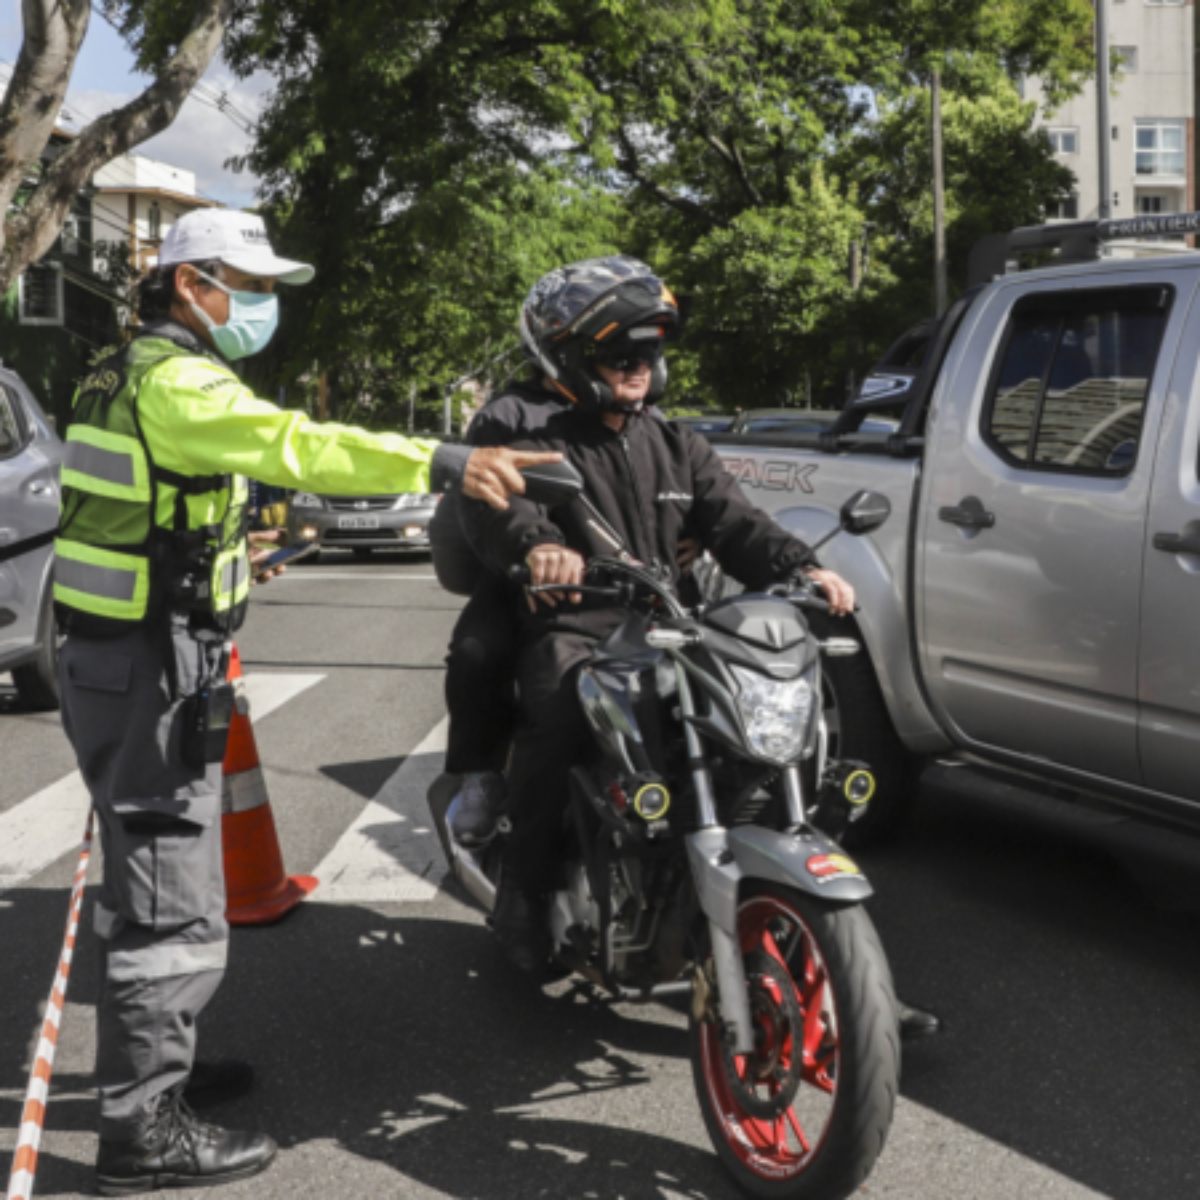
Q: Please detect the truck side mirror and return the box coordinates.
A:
[841,490,891,535]
[519,459,585,507]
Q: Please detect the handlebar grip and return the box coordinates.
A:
[508,564,532,585]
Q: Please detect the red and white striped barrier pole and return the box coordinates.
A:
[5,811,93,1200]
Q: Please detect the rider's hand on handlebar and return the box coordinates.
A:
[676,536,702,574]
[525,543,586,611]
[804,567,855,616]
[462,447,564,511]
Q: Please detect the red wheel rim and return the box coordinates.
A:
[699,894,838,1182]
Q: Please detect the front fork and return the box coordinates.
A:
[677,663,814,1055]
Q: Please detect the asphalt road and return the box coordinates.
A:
[1,552,1197,1200]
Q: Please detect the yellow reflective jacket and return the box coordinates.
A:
[56,323,440,634]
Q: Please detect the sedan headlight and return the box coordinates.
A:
[395,493,436,509]
[291,492,324,509]
[729,663,815,764]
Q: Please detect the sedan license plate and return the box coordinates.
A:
[337,515,380,529]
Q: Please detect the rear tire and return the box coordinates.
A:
[691,884,899,1200]
[807,611,921,847]
[12,586,60,711]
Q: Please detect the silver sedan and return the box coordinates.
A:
[286,491,439,560]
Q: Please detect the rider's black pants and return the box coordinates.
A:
[503,617,623,895]
[444,573,522,776]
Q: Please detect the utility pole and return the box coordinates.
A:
[408,381,416,433]
[1096,0,1113,219]
[931,67,948,317]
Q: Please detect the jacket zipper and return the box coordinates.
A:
[619,430,659,573]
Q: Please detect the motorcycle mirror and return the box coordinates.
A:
[519,459,585,508]
[840,490,891,535]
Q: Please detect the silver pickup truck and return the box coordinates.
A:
[704,213,1200,880]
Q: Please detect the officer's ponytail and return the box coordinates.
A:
[134,260,224,321]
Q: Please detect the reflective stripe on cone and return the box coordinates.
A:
[221,645,318,925]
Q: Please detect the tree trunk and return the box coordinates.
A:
[0,0,235,295]
[931,67,948,318]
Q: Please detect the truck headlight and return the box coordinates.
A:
[729,664,815,764]
[291,492,323,509]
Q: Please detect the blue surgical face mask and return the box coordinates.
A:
[190,268,279,360]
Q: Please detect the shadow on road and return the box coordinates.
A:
[3,778,1199,1199]
[857,781,1200,1200]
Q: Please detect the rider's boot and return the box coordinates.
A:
[493,870,551,973]
[898,1002,942,1040]
[449,771,506,848]
[95,1089,276,1195]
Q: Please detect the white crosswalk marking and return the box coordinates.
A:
[312,717,449,903]
[0,673,324,896]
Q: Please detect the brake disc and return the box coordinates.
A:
[719,950,805,1119]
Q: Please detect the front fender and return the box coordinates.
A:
[686,825,871,938]
[727,824,873,904]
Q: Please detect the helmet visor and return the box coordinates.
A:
[594,325,666,372]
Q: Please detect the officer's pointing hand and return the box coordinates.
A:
[463,447,564,511]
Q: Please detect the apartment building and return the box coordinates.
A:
[1027,0,1195,224]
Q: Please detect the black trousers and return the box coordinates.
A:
[503,615,623,895]
[443,573,522,775]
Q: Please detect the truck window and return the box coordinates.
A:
[983,286,1172,475]
[0,387,24,460]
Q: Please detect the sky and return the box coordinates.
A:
[0,2,269,208]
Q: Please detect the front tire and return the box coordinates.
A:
[691,884,899,1199]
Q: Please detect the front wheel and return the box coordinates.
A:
[690,884,899,1199]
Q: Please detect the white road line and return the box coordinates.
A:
[0,673,325,896]
[277,574,439,581]
[312,717,449,904]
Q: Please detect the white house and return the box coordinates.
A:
[92,152,223,274]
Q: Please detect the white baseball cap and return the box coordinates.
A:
[160,210,314,284]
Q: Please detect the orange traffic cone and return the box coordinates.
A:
[220,645,318,925]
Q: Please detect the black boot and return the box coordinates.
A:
[898,1002,942,1041]
[182,1060,255,1109]
[95,1091,276,1196]
[492,873,550,973]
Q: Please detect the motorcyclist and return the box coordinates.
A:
[462,256,855,968]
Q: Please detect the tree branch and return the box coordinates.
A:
[701,127,764,207]
[0,0,91,215]
[614,126,725,229]
[0,0,235,294]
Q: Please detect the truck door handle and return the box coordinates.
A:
[1152,531,1200,556]
[938,498,995,530]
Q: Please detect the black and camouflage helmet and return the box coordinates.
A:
[519,255,680,413]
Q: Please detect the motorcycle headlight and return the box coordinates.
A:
[729,664,815,764]
[291,492,324,509]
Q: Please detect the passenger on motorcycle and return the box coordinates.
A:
[462,256,854,971]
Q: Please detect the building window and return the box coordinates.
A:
[147,201,161,241]
[1048,194,1080,220]
[1136,193,1179,215]
[1114,46,1138,73]
[1047,127,1078,154]
[1136,121,1186,176]
[60,215,79,256]
[18,263,63,326]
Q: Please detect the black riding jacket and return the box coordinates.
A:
[429,381,570,594]
[463,406,815,634]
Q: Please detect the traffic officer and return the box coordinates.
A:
[53,208,558,1195]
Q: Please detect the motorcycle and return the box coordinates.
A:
[429,463,901,1200]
